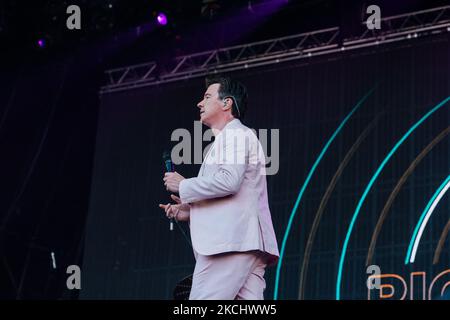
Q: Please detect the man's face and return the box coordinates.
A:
[197,83,223,127]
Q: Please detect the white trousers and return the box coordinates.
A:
[189,250,267,300]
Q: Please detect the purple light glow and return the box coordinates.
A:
[37,39,45,48]
[157,13,167,26]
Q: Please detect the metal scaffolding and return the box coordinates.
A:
[344,5,450,47]
[101,5,450,94]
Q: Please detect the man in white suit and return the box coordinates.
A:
[159,77,279,300]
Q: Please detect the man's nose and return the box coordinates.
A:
[197,101,204,108]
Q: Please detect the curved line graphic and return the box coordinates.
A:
[433,219,450,265]
[406,174,450,264]
[366,126,450,266]
[298,116,379,299]
[441,282,450,297]
[336,96,450,300]
[273,88,375,300]
[367,274,407,300]
[428,269,450,300]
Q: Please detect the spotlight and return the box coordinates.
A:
[37,38,46,48]
[156,13,168,26]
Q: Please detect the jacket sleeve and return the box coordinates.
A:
[179,131,249,204]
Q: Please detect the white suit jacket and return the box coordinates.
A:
[179,119,279,265]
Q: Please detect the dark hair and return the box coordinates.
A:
[205,76,248,119]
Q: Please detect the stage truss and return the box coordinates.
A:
[101,5,450,94]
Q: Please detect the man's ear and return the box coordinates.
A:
[222,97,233,111]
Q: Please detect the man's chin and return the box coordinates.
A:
[200,120,211,127]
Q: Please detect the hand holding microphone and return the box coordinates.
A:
[162,150,185,193]
[163,171,185,193]
[161,151,186,230]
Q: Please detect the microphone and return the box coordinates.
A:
[162,150,174,231]
[163,150,174,172]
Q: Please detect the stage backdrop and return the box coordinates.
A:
[81,33,450,299]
